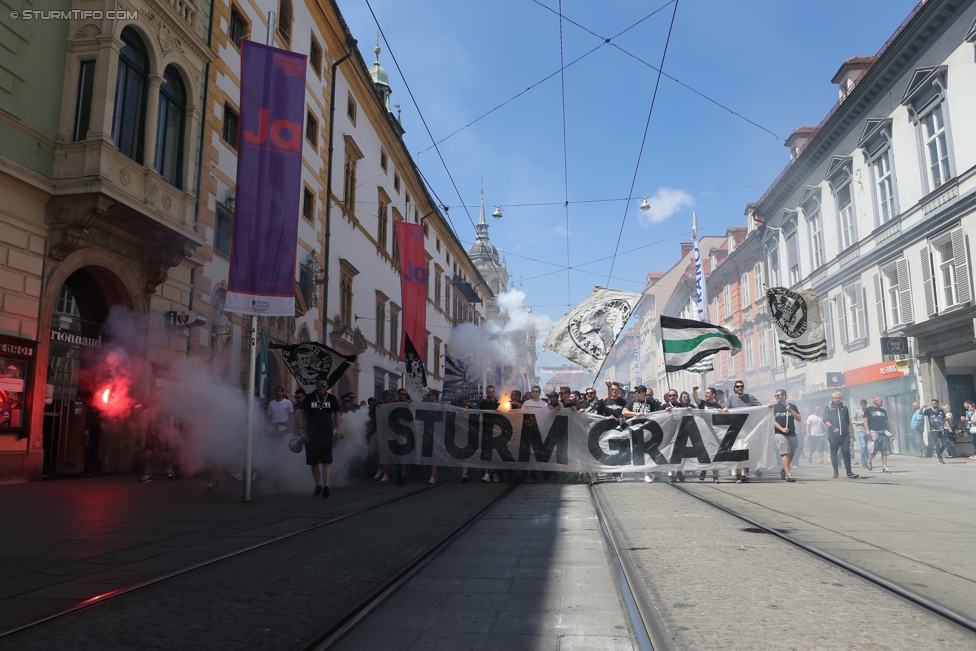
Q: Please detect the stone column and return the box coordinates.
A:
[143,73,164,170]
[87,33,123,142]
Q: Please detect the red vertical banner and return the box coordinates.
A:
[395,223,427,370]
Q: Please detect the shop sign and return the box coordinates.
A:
[164,311,207,329]
[49,330,102,348]
[881,336,909,361]
[844,361,909,387]
[0,340,36,356]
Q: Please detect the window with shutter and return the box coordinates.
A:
[951,228,971,306]
[921,247,936,316]
[823,298,834,355]
[874,273,886,334]
[838,293,849,348]
[896,259,913,324]
[855,283,867,340]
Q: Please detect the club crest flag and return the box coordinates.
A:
[543,286,642,375]
[661,315,741,373]
[225,41,307,317]
[766,287,827,362]
[269,341,355,393]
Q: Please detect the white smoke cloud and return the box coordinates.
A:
[84,306,370,495]
[637,187,694,225]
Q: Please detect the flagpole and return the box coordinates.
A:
[243,15,277,503]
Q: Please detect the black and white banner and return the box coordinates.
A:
[377,404,777,473]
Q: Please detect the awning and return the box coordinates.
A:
[452,275,482,304]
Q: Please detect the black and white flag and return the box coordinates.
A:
[269,341,356,392]
[765,287,827,362]
[543,286,642,375]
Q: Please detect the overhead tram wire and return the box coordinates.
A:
[530,0,782,142]
[417,0,676,156]
[558,0,571,306]
[365,0,515,305]
[606,0,678,285]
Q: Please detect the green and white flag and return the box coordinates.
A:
[765,287,827,362]
[661,315,741,373]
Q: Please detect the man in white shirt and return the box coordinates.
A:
[267,385,294,435]
[522,386,549,409]
[805,405,827,464]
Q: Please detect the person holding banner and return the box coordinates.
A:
[728,381,763,483]
[772,390,801,483]
[296,377,341,497]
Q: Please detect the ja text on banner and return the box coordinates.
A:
[396,222,428,380]
[225,41,306,316]
[378,404,776,473]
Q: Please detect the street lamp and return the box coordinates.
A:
[492,206,503,220]
[639,197,651,212]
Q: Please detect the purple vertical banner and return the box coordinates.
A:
[225,40,307,316]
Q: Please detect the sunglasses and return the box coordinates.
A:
[316,384,328,388]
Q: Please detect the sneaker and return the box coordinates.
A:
[231,472,244,482]
[676,472,686,483]
[166,466,175,480]
[713,477,720,483]
[492,474,499,482]
[833,473,839,478]
[461,475,468,483]
[699,471,707,481]
[741,475,749,483]
[380,473,389,482]
[754,470,762,478]
[780,469,787,481]
[428,476,436,486]
[396,475,406,485]
[374,470,384,479]
[846,472,858,478]
[939,458,945,465]
[786,475,795,482]
[140,474,153,483]
[867,463,873,471]
[207,481,219,492]
[735,475,743,484]
[482,473,490,483]
[313,485,323,496]
[882,467,891,473]
[644,475,652,483]
[322,486,330,498]
[669,474,677,484]
[969,455,976,460]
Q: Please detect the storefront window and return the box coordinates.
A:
[0,336,36,442]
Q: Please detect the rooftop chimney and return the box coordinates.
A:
[785,126,818,161]
[680,241,693,258]
[831,56,876,100]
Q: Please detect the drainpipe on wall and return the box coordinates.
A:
[320,39,357,343]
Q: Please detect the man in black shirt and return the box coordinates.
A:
[622,385,661,418]
[922,399,949,464]
[558,386,577,411]
[596,382,627,420]
[772,389,800,482]
[692,385,725,411]
[296,376,341,498]
[577,388,597,413]
[823,391,858,478]
[478,385,500,411]
[864,396,892,473]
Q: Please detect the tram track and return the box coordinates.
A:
[0,482,436,641]
[671,483,976,636]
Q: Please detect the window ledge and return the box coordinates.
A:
[844,337,870,352]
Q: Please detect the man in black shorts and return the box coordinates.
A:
[772,389,800,482]
[865,396,892,473]
[296,376,341,497]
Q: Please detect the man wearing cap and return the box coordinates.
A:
[296,376,341,497]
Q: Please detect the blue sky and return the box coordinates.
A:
[340,0,920,368]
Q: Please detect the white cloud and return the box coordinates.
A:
[637,187,694,226]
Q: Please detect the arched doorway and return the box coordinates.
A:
[43,266,134,475]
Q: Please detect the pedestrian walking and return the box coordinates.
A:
[823,392,858,478]
[864,396,892,473]
[295,376,341,497]
[851,398,869,468]
[910,402,926,457]
[922,399,949,464]
[805,405,827,464]
[772,390,800,482]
